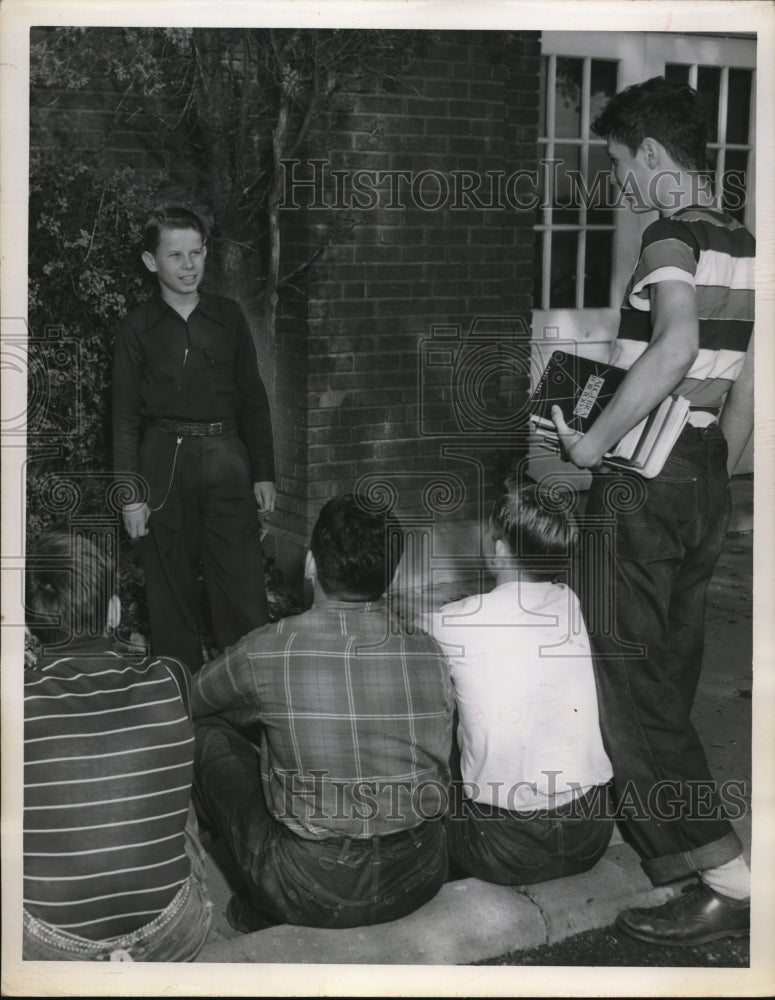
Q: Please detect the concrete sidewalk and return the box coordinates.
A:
[195,477,754,966]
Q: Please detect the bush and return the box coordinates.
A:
[26,151,164,633]
[27,151,160,491]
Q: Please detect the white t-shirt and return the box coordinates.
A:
[429,579,612,813]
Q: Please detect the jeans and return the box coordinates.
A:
[23,804,212,961]
[445,784,613,886]
[194,716,448,928]
[579,424,743,884]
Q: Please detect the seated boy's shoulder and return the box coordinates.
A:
[439,590,490,618]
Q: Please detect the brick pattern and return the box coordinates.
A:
[292,31,540,531]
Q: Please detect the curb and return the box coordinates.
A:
[195,842,680,966]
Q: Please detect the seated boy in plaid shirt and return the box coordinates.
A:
[192,492,453,931]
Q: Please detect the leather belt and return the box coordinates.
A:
[150,418,235,436]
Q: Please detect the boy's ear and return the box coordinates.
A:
[304,550,317,582]
[141,250,158,274]
[493,538,511,560]
[640,137,662,168]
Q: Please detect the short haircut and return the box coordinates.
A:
[142,206,207,254]
[591,76,708,172]
[310,493,404,601]
[490,482,574,567]
[26,531,115,647]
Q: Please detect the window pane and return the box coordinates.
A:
[552,143,581,224]
[550,230,578,308]
[722,149,748,221]
[555,57,583,138]
[665,63,691,85]
[706,147,718,196]
[539,57,550,137]
[589,59,618,137]
[533,230,545,309]
[584,230,613,308]
[727,68,752,145]
[586,143,614,224]
[697,65,721,143]
[536,140,549,209]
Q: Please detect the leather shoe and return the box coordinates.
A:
[616,882,750,946]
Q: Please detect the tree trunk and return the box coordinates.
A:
[263,89,291,349]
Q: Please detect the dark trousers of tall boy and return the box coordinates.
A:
[139,421,269,674]
[579,426,743,886]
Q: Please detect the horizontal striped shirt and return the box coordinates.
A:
[24,640,195,940]
[610,206,755,407]
[192,598,454,840]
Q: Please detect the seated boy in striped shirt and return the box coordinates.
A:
[23,530,212,961]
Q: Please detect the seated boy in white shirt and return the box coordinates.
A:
[428,481,613,885]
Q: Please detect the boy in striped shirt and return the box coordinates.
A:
[552,76,754,946]
[23,530,212,961]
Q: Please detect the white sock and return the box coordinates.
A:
[700,855,751,901]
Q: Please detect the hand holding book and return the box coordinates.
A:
[549,404,606,470]
[528,351,690,478]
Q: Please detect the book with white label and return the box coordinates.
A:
[528,350,691,478]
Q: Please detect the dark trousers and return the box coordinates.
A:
[194,716,448,928]
[579,424,743,885]
[138,426,269,673]
[445,784,613,886]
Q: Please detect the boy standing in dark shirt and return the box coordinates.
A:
[113,206,275,673]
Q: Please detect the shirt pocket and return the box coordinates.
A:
[201,345,236,399]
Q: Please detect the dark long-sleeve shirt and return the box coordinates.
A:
[112,292,274,483]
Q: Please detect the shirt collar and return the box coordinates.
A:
[671,203,728,222]
[311,595,388,614]
[144,290,225,329]
[34,635,117,668]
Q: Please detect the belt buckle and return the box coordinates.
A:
[210,422,222,435]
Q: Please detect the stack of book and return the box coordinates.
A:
[528,350,691,478]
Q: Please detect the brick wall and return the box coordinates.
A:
[277,30,540,585]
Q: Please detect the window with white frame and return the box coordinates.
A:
[533,34,756,315]
[533,54,619,311]
[664,62,753,222]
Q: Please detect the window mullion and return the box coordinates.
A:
[717,66,729,207]
[543,53,557,310]
[577,58,592,309]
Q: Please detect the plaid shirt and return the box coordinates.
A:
[192,598,453,840]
